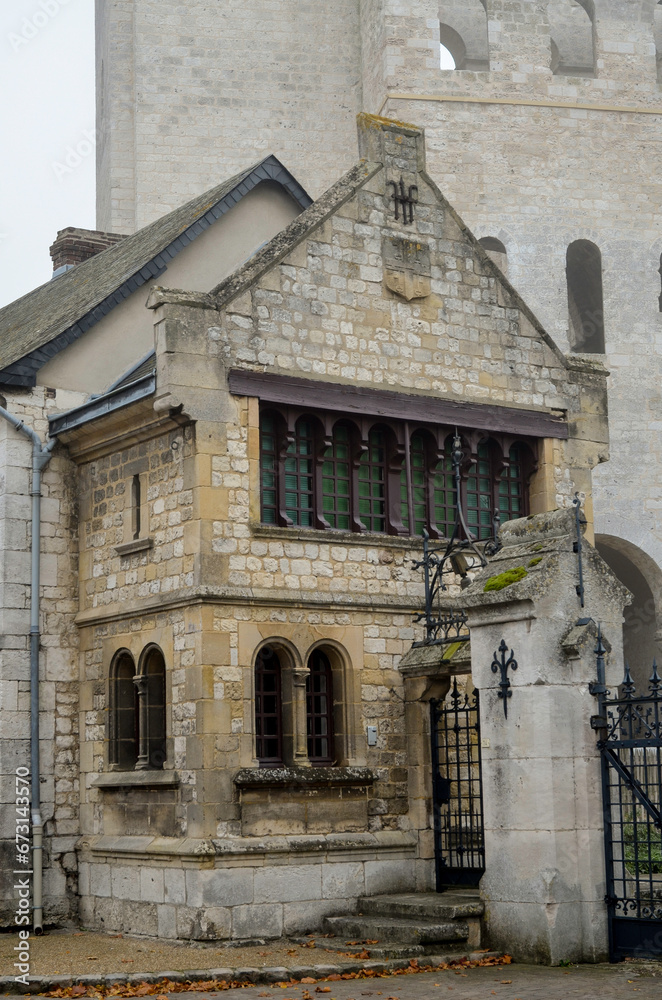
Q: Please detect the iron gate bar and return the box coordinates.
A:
[603,748,662,829]
[593,637,662,961]
[430,680,485,890]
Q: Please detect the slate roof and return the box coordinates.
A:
[0,156,311,387]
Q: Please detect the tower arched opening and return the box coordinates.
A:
[439,2,489,71]
[478,236,508,275]
[566,239,605,353]
[548,0,595,77]
[596,535,662,695]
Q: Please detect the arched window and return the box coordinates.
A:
[141,646,166,770]
[306,649,334,765]
[255,646,283,765]
[358,428,387,532]
[109,646,167,771]
[497,444,529,524]
[566,240,605,352]
[284,417,315,527]
[478,237,508,276]
[548,0,595,77]
[465,440,532,540]
[466,442,495,541]
[439,2,489,71]
[258,405,535,537]
[109,650,138,771]
[322,423,353,530]
[259,411,279,525]
[405,432,454,539]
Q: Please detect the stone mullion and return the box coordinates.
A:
[292,666,311,766]
[133,674,150,770]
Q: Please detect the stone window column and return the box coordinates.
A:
[291,666,311,765]
[133,673,150,770]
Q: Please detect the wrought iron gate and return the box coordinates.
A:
[593,635,662,961]
[430,679,485,889]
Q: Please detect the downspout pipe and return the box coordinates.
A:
[0,404,55,935]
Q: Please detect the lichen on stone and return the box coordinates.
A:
[484,566,528,592]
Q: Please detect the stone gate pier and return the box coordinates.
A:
[457,508,630,963]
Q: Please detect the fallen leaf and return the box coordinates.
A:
[316,989,331,994]
[365,940,379,945]
[301,980,317,985]
[500,982,513,985]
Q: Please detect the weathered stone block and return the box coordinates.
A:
[254,864,322,904]
[164,867,186,905]
[200,868,254,907]
[321,862,365,899]
[141,866,165,903]
[231,903,283,939]
[88,864,111,898]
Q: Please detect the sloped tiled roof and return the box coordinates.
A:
[0,156,311,386]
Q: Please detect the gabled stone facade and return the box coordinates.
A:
[17,115,608,941]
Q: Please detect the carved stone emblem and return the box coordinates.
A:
[383,237,431,301]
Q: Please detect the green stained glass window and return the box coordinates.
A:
[498,444,525,523]
[284,419,314,527]
[358,430,386,533]
[466,443,494,540]
[260,413,278,524]
[322,424,352,530]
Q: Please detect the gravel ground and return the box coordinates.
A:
[0,931,332,978]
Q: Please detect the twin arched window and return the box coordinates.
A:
[255,645,335,767]
[109,646,167,771]
[260,409,534,539]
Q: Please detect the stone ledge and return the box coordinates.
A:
[114,536,154,557]
[91,770,180,789]
[252,523,423,550]
[0,951,502,994]
[76,830,417,863]
[234,766,374,789]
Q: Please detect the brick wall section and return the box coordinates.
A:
[49,228,126,272]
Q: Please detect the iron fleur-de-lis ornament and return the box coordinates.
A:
[491,639,518,719]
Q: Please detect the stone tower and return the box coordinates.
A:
[96,0,662,688]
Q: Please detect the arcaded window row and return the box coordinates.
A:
[260,407,535,540]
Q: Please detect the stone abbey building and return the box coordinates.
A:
[0,0,660,966]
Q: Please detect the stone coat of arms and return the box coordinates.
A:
[382,236,431,301]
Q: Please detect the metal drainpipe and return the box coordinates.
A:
[0,404,55,935]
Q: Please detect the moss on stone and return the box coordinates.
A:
[484,566,528,592]
[528,557,543,567]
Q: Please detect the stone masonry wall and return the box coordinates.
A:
[96,0,363,232]
[0,386,83,927]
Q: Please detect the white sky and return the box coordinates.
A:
[0,0,95,309]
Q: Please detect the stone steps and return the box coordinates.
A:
[322,914,469,946]
[358,891,484,921]
[312,890,484,960]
